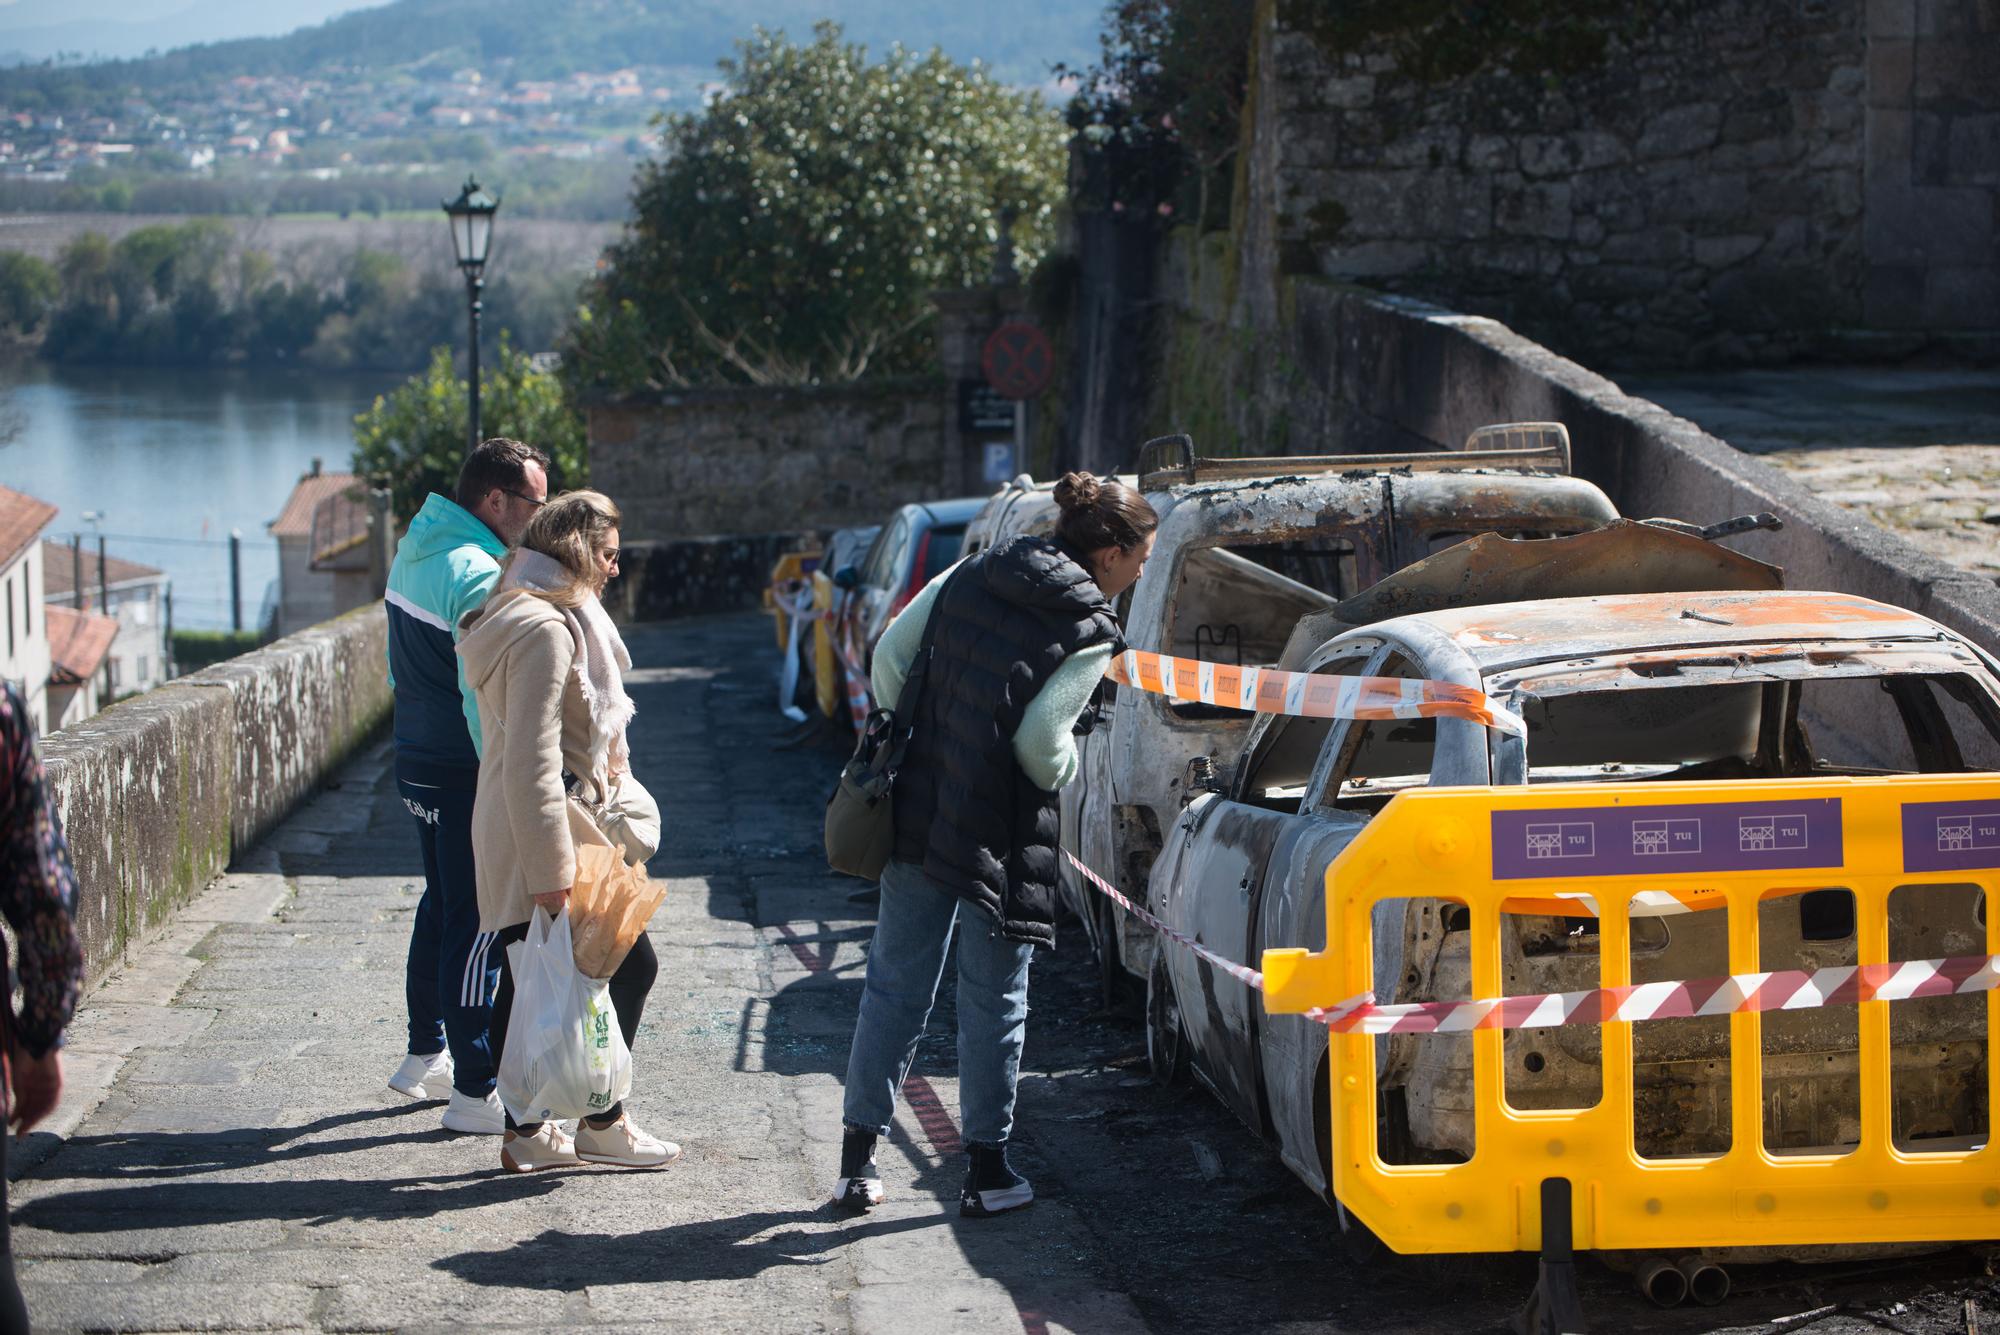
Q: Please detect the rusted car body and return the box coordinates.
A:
[1065,453,1620,987]
[1146,572,2000,1226]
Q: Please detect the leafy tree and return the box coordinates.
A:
[0,252,59,337]
[352,338,585,524]
[566,23,1067,391]
[1061,0,1256,227]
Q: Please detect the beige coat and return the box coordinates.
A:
[458,588,602,933]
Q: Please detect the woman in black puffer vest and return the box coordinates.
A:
[833,473,1158,1218]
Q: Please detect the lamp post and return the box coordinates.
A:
[442,177,500,454]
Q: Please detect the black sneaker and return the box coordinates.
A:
[832,1125,883,1212]
[959,1141,1034,1218]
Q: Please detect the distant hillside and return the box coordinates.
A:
[0,0,1101,100]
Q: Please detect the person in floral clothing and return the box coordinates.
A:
[0,683,85,1332]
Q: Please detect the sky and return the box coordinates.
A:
[0,0,383,63]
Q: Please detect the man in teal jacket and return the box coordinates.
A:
[383,438,548,1134]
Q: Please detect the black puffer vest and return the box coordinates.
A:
[892,535,1121,947]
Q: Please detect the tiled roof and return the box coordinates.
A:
[41,540,166,598]
[269,471,364,538]
[0,485,58,572]
[45,604,119,683]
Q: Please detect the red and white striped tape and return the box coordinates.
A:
[1064,848,2000,1034]
[1328,953,2000,1035]
[1063,849,1264,991]
[1110,647,1527,737]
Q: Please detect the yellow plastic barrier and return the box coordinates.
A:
[810,568,840,722]
[1262,774,2000,1255]
[764,551,822,650]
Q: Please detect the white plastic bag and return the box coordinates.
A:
[496,906,634,1124]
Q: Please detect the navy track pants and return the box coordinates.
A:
[399,776,499,1097]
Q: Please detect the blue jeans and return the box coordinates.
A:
[842,859,1035,1146]
[399,776,499,1096]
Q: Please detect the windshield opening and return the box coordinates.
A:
[1505,670,2000,782]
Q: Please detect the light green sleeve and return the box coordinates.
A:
[1013,642,1114,792]
[869,561,960,711]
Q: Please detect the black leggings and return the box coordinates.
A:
[489,920,658,1132]
[0,1123,26,1334]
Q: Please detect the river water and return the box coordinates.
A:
[0,360,400,631]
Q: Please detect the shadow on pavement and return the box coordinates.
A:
[15,1105,579,1230]
[436,1206,942,1287]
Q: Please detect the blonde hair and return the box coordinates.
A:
[519,490,622,608]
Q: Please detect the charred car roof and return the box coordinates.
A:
[1358,590,1962,679]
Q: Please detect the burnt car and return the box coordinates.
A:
[962,473,1136,558]
[1145,537,2000,1234]
[1061,427,1620,994]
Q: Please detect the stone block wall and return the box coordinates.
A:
[39,603,391,987]
[1252,0,1999,366]
[1864,0,2000,328]
[604,533,817,625]
[586,376,952,542]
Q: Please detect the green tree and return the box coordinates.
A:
[566,23,1067,391]
[0,251,59,337]
[352,339,585,524]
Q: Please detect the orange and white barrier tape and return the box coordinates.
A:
[833,626,873,732]
[1065,847,2000,1034]
[1110,648,1527,737]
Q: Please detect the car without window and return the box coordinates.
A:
[1059,426,1622,997]
[1144,539,2000,1244]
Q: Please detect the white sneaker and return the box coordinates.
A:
[440,1089,505,1135]
[500,1123,579,1173]
[387,1051,454,1101]
[574,1113,683,1169]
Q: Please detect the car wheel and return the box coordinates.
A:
[1145,953,1189,1086]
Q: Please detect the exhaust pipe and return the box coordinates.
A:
[1679,1257,1730,1306]
[1636,1256,1688,1307]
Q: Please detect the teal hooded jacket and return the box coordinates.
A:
[384,493,508,782]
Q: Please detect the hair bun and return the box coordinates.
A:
[1053,471,1102,513]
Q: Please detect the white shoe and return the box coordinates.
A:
[574,1112,683,1169]
[441,1089,505,1135]
[500,1122,579,1173]
[388,1051,454,1101]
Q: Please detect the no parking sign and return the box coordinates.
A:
[980,323,1053,400]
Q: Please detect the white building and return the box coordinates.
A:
[42,540,171,697]
[0,485,57,734]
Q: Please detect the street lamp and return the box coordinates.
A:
[442,176,500,454]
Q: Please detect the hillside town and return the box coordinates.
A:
[0,63,698,181]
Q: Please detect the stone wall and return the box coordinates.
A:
[604,533,816,625]
[1864,0,2000,329]
[39,603,391,987]
[1252,0,1999,367]
[586,376,952,541]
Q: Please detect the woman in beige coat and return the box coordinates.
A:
[457,490,678,1174]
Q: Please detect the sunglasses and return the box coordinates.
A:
[504,489,547,508]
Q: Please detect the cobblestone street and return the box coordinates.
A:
[15,612,2000,1334]
[1628,368,2000,581]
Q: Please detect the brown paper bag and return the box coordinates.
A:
[568,845,667,979]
